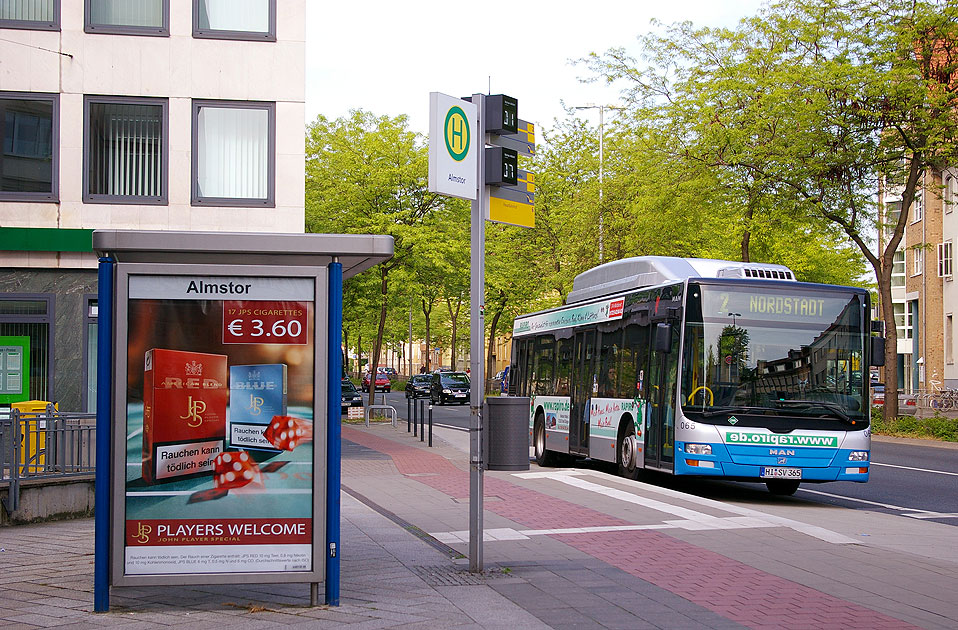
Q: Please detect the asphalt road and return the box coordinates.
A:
[368,389,958,526]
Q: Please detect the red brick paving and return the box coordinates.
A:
[342,427,918,630]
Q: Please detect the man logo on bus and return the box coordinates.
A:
[444,106,470,161]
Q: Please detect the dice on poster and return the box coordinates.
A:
[263,416,313,451]
[212,450,263,490]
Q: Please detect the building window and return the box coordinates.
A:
[0,295,54,402]
[192,100,274,207]
[891,250,905,288]
[0,0,58,30]
[85,0,168,36]
[884,200,902,240]
[83,96,167,204]
[947,314,954,365]
[913,188,924,222]
[946,172,956,215]
[938,241,953,279]
[0,92,58,202]
[193,0,275,41]
[894,302,913,341]
[82,296,97,413]
[912,247,924,276]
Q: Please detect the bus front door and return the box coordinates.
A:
[645,325,677,471]
[569,329,595,455]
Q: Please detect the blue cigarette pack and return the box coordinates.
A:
[228,364,288,451]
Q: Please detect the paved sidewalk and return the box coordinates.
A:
[0,420,956,629]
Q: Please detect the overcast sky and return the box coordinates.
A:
[305,1,766,135]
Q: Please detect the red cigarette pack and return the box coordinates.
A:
[143,349,228,484]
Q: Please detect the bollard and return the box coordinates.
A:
[413,396,418,437]
[406,397,411,432]
[428,403,433,447]
[420,399,425,443]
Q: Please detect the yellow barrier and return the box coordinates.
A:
[10,400,57,472]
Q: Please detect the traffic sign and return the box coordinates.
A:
[428,93,478,200]
[487,170,534,228]
[488,119,534,156]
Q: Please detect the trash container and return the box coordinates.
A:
[10,400,56,472]
[484,396,530,471]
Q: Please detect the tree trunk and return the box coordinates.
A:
[368,268,388,407]
[356,333,362,379]
[486,291,506,394]
[421,297,433,372]
[876,257,900,420]
[343,329,350,376]
[445,295,462,371]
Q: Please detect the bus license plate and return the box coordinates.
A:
[761,467,802,479]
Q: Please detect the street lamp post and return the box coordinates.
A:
[574,104,623,264]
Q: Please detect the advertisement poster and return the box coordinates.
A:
[123,275,315,576]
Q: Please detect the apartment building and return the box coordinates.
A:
[0,0,305,411]
[882,167,958,392]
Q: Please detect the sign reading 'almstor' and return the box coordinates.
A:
[428,92,478,200]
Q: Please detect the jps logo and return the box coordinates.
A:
[248,394,265,416]
[133,522,152,544]
[180,396,207,427]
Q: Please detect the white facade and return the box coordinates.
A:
[0,0,305,410]
[0,0,306,271]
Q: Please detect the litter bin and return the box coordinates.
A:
[10,400,56,472]
[484,396,530,471]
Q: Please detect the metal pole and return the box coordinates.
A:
[598,105,604,264]
[420,399,425,442]
[94,256,114,612]
[469,92,486,573]
[406,396,411,432]
[325,260,343,606]
[413,396,418,437]
[428,404,433,447]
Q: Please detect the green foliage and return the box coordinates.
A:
[870,408,958,442]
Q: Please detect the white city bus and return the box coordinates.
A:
[508,257,884,495]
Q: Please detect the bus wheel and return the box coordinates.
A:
[534,414,556,467]
[766,480,800,496]
[617,418,640,480]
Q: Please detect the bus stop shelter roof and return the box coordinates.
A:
[93,230,394,280]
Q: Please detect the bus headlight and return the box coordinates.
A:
[849,451,869,461]
[685,443,712,455]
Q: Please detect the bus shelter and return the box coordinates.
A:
[92,230,393,611]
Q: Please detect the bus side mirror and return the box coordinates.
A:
[654,323,672,353]
[870,336,886,367]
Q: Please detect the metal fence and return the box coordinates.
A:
[0,405,96,512]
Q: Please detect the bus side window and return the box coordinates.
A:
[619,323,648,399]
[555,336,573,396]
[598,327,622,397]
[534,335,556,396]
[522,338,534,397]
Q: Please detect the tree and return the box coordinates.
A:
[306,111,443,404]
[586,0,958,418]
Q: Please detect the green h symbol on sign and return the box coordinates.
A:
[444,106,470,161]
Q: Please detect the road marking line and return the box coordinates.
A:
[515,470,857,544]
[871,461,958,476]
[795,487,939,516]
[902,512,958,520]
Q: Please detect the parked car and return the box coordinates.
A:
[430,371,470,405]
[362,371,391,393]
[381,367,399,381]
[341,378,363,412]
[405,374,432,399]
[871,383,885,406]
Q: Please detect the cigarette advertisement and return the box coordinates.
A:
[123,275,316,576]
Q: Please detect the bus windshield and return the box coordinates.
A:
[682,283,866,423]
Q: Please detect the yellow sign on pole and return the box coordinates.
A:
[487,171,534,228]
